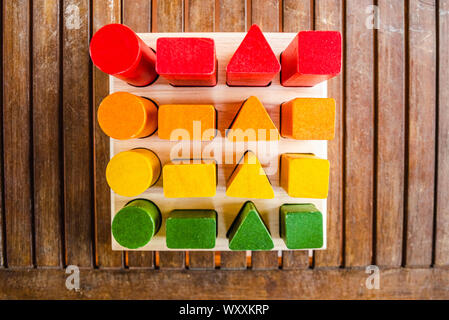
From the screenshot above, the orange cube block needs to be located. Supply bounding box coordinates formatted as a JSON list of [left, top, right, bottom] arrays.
[[158, 104, 216, 141], [281, 98, 335, 140]]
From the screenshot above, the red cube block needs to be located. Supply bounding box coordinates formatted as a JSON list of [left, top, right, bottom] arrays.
[[281, 31, 342, 87], [226, 24, 280, 86], [156, 38, 217, 86], [90, 24, 158, 87]]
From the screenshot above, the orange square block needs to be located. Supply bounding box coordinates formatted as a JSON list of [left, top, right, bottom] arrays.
[[281, 98, 335, 140], [158, 104, 216, 141]]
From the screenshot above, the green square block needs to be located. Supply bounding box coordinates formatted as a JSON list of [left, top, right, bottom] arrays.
[[280, 204, 323, 249], [166, 210, 217, 249]]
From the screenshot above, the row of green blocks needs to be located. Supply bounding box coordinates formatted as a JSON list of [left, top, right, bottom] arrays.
[[112, 199, 324, 250]]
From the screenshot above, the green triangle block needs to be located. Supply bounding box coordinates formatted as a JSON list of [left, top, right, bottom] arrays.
[[227, 201, 274, 251], [280, 203, 323, 249]]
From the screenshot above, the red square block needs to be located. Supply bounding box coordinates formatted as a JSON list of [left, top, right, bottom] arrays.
[[226, 24, 280, 86], [156, 37, 217, 86], [281, 31, 342, 87]]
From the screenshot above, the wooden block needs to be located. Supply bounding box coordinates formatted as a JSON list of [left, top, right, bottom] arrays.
[[106, 149, 161, 197], [98, 92, 158, 140], [227, 201, 274, 251], [281, 98, 336, 140], [156, 37, 217, 86], [280, 204, 324, 249], [112, 199, 161, 249], [281, 154, 330, 199], [90, 24, 158, 86], [163, 160, 217, 198], [166, 210, 217, 249], [226, 24, 280, 86], [227, 96, 280, 141], [281, 31, 342, 87], [158, 104, 216, 141], [226, 151, 274, 199]]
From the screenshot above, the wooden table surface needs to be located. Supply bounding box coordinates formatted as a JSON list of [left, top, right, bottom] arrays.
[[1, 0, 448, 299]]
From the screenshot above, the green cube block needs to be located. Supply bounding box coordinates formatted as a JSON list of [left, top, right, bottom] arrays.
[[227, 201, 274, 251], [112, 199, 161, 249], [166, 210, 217, 249], [280, 204, 323, 249]]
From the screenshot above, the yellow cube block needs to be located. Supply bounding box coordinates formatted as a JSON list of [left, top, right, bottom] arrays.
[[163, 160, 217, 198], [280, 154, 329, 199]]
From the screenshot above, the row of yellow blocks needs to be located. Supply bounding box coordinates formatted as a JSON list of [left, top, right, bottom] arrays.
[[107, 149, 329, 199]]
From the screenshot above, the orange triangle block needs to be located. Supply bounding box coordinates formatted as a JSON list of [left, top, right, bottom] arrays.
[[226, 151, 274, 199], [226, 24, 281, 86], [227, 96, 280, 142]]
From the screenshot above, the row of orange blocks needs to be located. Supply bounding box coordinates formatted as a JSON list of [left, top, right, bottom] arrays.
[[106, 149, 329, 200], [98, 92, 336, 141]]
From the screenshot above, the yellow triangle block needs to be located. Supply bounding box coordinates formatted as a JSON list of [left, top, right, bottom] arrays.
[[227, 96, 280, 142], [226, 151, 274, 199]]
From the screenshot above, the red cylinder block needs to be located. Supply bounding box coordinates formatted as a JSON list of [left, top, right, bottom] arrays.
[[226, 24, 280, 86], [281, 31, 342, 87], [90, 24, 158, 87], [156, 38, 217, 86]]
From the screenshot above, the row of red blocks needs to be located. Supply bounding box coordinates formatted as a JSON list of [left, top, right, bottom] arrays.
[[90, 24, 341, 87]]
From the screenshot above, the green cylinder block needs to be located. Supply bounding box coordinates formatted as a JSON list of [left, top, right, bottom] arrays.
[[112, 199, 161, 249]]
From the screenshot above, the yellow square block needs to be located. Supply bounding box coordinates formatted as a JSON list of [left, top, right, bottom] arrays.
[[280, 154, 329, 199], [163, 160, 217, 198]]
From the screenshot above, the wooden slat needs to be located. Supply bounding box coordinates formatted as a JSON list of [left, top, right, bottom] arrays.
[[375, 0, 405, 267], [344, 0, 375, 267], [62, 0, 93, 267], [92, 0, 122, 269], [32, 0, 63, 267], [405, 0, 436, 267], [282, 251, 309, 270], [154, 0, 186, 270], [217, 0, 245, 32], [122, 0, 155, 269], [185, 0, 215, 32], [182, 0, 216, 270], [251, 0, 279, 31], [436, 0, 449, 266], [3, 0, 33, 268], [123, 0, 151, 32], [153, 0, 183, 32], [4, 267, 449, 299], [216, 0, 248, 270], [280, 0, 313, 270], [314, 0, 344, 268], [250, 0, 280, 271], [282, 0, 313, 31], [0, 0, 3, 268]]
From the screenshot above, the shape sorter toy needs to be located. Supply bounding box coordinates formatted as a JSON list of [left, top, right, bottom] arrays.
[[104, 30, 333, 251]]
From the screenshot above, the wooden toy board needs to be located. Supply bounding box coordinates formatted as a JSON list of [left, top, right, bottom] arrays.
[[110, 33, 328, 251]]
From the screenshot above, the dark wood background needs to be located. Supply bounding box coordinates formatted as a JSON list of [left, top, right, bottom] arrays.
[[1, 0, 448, 299]]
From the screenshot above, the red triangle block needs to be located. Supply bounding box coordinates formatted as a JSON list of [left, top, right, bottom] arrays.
[[226, 24, 280, 86]]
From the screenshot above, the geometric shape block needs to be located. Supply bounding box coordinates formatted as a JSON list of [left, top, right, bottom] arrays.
[[227, 201, 274, 251], [281, 98, 336, 140], [156, 37, 217, 86], [112, 199, 161, 249], [90, 24, 158, 86], [226, 151, 274, 199], [162, 159, 217, 198], [280, 203, 323, 249], [280, 154, 330, 199], [226, 24, 280, 86], [158, 104, 216, 141], [106, 148, 161, 197], [98, 92, 158, 140], [226, 96, 280, 142], [166, 210, 217, 249], [281, 31, 342, 87]]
